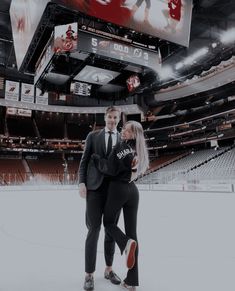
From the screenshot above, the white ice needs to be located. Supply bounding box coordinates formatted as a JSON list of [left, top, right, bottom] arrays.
[[0, 186, 235, 291]]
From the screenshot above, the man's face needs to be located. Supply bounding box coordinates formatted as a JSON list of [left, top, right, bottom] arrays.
[[104, 110, 120, 131]]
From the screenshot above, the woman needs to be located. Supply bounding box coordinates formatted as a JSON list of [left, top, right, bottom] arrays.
[[92, 120, 149, 290]]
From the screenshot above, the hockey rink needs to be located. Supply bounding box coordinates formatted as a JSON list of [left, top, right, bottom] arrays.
[[0, 185, 235, 291]]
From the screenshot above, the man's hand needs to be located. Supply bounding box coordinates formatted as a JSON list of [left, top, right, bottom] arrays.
[[79, 183, 87, 199]]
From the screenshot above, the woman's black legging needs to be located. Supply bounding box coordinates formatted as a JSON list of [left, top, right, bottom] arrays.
[[103, 180, 139, 286]]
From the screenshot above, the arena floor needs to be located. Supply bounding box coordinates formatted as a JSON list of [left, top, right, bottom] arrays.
[[0, 186, 234, 291]]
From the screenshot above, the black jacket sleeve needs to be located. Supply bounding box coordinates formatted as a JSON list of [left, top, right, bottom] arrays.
[[78, 132, 93, 184], [92, 142, 134, 178]]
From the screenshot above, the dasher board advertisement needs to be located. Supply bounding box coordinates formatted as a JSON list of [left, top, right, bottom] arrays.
[[6, 107, 32, 117], [57, 0, 193, 47], [36, 88, 49, 105]]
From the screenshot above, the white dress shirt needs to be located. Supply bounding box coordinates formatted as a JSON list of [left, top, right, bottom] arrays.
[[104, 127, 118, 151]]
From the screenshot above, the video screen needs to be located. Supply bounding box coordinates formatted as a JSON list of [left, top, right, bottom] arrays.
[[10, 0, 50, 70], [53, 23, 78, 53], [74, 66, 120, 85], [77, 31, 161, 71], [126, 75, 140, 92], [57, 0, 193, 47], [70, 82, 92, 96]]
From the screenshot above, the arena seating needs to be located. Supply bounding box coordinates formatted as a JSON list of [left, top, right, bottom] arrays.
[[0, 158, 27, 185], [26, 156, 79, 184], [7, 116, 36, 137], [180, 147, 235, 183], [35, 112, 64, 139], [139, 148, 230, 184], [0, 155, 80, 185]]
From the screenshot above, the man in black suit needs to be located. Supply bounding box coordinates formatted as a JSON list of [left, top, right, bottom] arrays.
[[79, 106, 122, 291]]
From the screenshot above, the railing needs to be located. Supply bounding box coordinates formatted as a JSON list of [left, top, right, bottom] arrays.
[[138, 167, 235, 185], [0, 172, 79, 186], [1, 167, 235, 187]]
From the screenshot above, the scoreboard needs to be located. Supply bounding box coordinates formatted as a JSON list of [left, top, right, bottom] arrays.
[[77, 31, 160, 72]]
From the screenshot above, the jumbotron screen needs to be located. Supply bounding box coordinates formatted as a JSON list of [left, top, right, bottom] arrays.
[[10, 0, 193, 70], [126, 75, 140, 92], [10, 0, 50, 70], [58, 0, 193, 47]]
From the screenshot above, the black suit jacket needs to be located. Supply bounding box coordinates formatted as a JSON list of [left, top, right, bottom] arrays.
[[79, 128, 120, 190]]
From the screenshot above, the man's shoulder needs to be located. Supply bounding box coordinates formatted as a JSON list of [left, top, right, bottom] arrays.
[[87, 129, 104, 139], [92, 128, 104, 135]]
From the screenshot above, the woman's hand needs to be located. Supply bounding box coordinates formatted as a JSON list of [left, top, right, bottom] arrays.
[[131, 156, 138, 170]]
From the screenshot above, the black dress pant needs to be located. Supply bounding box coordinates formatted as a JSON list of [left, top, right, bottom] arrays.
[[85, 178, 117, 273], [104, 180, 139, 286]]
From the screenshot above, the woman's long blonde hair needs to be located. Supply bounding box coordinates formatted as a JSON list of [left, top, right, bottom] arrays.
[[125, 120, 149, 176]]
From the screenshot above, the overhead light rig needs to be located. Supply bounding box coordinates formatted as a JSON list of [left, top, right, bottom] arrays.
[[19, 3, 162, 100], [19, 3, 164, 75]]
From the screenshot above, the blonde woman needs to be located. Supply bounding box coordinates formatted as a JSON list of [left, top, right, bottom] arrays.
[[92, 120, 149, 290]]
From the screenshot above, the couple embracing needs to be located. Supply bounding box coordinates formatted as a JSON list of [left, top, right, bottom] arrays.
[[79, 106, 149, 291]]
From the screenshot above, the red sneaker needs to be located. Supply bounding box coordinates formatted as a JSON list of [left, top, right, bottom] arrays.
[[125, 239, 137, 269]]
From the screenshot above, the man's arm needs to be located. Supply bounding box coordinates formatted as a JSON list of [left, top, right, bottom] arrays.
[[92, 143, 133, 177], [78, 132, 93, 198]]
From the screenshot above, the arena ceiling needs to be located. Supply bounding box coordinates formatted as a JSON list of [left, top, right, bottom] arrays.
[[0, 0, 234, 89]]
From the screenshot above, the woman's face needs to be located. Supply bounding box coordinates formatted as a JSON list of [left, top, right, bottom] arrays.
[[121, 123, 134, 140]]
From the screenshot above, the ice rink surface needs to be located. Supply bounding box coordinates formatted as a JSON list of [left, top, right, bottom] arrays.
[[0, 186, 235, 291]]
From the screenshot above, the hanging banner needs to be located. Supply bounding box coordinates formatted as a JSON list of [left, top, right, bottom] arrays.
[[21, 83, 34, 103], [5, 80, 20, 101], [35, 88, 48, 105]]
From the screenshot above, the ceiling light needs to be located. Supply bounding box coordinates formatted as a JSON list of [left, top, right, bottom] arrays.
[[211, 42, 217, 48], [175, 62, 184, 70], [184, 47, 209, 65], [158, 66, 174, 80], [220, 27, 235, 44], [175, 47, 209, 70]]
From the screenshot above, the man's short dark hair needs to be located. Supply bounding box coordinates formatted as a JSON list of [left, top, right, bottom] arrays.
[[105, 106, 121, 116]]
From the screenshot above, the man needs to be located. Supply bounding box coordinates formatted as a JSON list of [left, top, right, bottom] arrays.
[[131, 0, 151, 24], [164, 0, 182, 33], [79, 106, 122, 291]]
